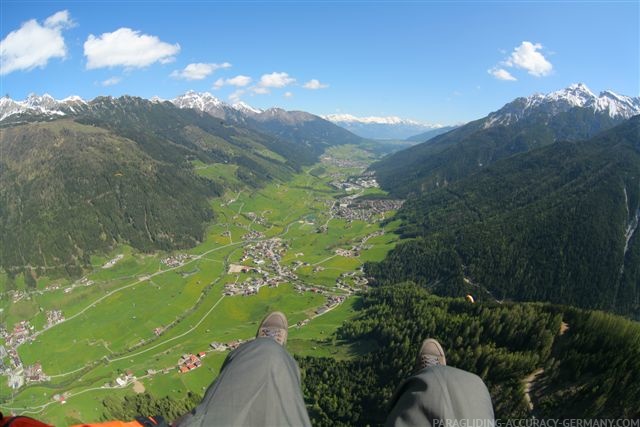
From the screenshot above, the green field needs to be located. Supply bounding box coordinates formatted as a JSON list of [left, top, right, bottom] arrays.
[[0, 146, 400, 425]]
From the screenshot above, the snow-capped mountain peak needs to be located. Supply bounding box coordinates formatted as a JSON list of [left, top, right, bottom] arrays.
[[170, 91, 239, 121], [61, 95, 86, 104], [323, 113, 433, 127], [25, 93, 59, 110], [322, 113, 443, 139], [172, 91, 224, 111], [485, 83, 640, 128], [0, 93, 84, 121], [232, 101, 262, 115]]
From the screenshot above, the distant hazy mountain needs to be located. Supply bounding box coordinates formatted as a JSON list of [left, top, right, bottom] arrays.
[[372, 83, 640, 197], [405, 125, 459, 142], [367, 116, 640, 316], [323, 113, 442, 139], [246, 108, 366, 159], [0, 95, 302, 278]]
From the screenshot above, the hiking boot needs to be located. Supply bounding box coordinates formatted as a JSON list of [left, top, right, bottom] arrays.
[[415, 338, 446, 372], [257, 311, 288, 346]]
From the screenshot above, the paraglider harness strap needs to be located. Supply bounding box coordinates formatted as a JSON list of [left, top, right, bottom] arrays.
[[0, 413, 52, 427]]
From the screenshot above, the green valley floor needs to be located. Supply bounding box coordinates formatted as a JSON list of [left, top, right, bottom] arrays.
[[0, 145, 400, 425]]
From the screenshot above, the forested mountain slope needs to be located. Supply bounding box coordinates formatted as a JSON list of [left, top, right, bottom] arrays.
[[366, 117, 640, 316], [372, 84, 640, 197], [0, 97, 302, 280], [405, 125, 459, 142]]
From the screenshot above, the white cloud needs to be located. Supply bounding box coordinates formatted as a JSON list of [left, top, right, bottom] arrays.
[[303, 79, 329, 90], [0, 10, 73, 75], [171, 62, 230, 80], [214, 75, 252, 89], [44, 10, 73, 29], [284, 91, 293, 98], [84, 28, 180, 69], [229, 89, 245, 103], [250, 72, 295, 95], [504, 41, 553, 77], [101, 76, 122, 86], [252, 86, 270, 95], [259, 72, 295, 88], [488, 67, 517, 81]]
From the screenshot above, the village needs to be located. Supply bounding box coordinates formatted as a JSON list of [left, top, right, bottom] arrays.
[[1, 320, 51, 389], [161, 253, 193, 268], [332, 196, 404, 223], [319, 153, 370, 170], [330, 171, 380, 193]]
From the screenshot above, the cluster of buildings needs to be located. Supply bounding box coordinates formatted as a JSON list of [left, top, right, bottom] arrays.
[[24, 362, 48, 383], [243, 238, 297, 279], [102, 254, 124, 269], [244, 212, 268, 226], [331, 173, 380, 192], [224, 280, 261, 296], [223, 238, 306, 298], [45, 310, 65, 328], [332, 198, 404, 222], [336, 271, 369, 291], [2, 321, 34, 349], [224, 268, 292, 297], [2, 276, 94, 303], [242, 230, 265, 240], [1, 322, 51, 389], [294, 284, 327, 295], [210, 340, 245, 352], [161, 253, 192, 268], [114, 370, 136, 386], [63, 277, 95, 294], [333, 231, 386, 259], [335, 248, 359, 257], [52, 392, 70, 404], [315, 294, 347, 315], [177, 353, 206, 374], [241, 238, 287, 269], [320, 154, 369, 170], [8, 290, 29, 303]]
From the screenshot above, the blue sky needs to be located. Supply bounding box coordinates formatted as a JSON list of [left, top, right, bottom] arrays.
[[1, 1, 638, 124]]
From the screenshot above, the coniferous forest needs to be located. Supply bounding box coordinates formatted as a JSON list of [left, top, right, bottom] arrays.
[[298, 284, 640, 424]]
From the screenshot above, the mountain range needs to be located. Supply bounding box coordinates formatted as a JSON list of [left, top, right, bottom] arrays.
[[0, 93, 367, 278], [372, 83, 640, 197], [0, 91, 452, 143], [322, 113, 444, 140], [2, 83, 639, 315], [366, 84, 640, 316]]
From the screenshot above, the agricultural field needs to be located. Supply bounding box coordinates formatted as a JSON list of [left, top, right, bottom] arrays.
[[0, 145, 401, 425]]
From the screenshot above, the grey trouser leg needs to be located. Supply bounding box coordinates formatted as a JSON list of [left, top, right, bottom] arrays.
[[175, 338, 312, 427], [385, 366, 494, 427]]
